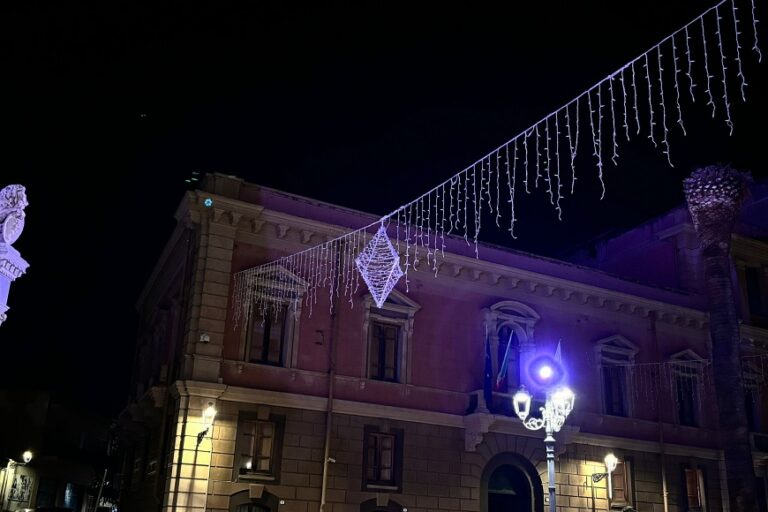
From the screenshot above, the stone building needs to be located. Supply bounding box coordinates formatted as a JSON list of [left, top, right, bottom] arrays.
[[118, 174, 768, 512]]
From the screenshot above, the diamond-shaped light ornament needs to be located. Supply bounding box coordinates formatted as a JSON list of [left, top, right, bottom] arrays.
[[355, 225, 403, 308]]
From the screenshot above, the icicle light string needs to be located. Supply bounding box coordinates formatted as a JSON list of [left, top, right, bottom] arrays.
[[233, 0, 761, 322]]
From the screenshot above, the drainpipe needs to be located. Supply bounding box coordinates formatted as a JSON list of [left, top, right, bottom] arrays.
[[650, 311, 670, 512], [320, 245, 342, 512], [171, 383, 191, 512]]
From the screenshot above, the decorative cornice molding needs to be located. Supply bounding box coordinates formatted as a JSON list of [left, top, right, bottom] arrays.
[[179, 379, 725, 459], [188, 192, 709, 329]]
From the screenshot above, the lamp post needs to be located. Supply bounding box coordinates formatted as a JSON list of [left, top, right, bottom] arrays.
[[513, 386, 575, 512], [0, 450, 33, 510]]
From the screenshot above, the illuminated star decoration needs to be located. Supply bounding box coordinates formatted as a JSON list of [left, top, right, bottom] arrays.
[[355, 224, 403, 308], [204, 197, 213, 208]]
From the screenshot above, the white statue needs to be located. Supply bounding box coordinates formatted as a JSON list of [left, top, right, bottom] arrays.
[[0, 184, 29, 326]]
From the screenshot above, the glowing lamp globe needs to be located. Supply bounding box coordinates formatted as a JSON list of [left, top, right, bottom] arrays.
[[512, 388, 533, 420], [22, 450, 33, 464], [604, 453, 618, 473], [202, 403, 217, 429], [551, 387, 575, 414], [538, 364, 553, 380]]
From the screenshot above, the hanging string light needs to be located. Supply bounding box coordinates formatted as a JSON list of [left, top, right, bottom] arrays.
[[233, 0, 761, 323]]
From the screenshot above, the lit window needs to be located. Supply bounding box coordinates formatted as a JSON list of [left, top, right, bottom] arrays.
[[682, 466, 706, 512], [363, 426, 403, 491], [237, 415, 284, 481]]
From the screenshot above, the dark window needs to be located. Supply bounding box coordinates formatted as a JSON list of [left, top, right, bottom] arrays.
[[369, 322, 400, 382], [610, 460, 633, 508], [236, 415, 284, 481], [603, 365, 627, 417], [247, 305, 288, 366], [746, 388, 761, 432], [675, 368, 699, 427], [682, 466, 706, 512], [746, 267, 764, 317], [363, 426, 403, 491]]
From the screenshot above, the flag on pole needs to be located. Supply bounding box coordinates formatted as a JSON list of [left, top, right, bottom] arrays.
[[495, 330, 515, 389], [483, 332, 493, 409]]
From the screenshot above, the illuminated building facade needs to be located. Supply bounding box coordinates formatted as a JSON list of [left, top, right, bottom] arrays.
[[119, 174, 768, 512]]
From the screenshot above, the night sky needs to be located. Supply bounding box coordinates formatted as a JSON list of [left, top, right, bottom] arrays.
[[1, 1, 765, 416]]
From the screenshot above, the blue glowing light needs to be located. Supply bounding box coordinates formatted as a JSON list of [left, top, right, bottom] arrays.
[[528, 354, 565, 388], [204, 198, 213, 208], [538, 365, 553, 380]]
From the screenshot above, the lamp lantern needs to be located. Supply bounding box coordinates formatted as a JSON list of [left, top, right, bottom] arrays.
[[22, 451, 32, 464], [512, 387, 532, 420], [202, 403, 217, 429], [197, 402, 217, 446]]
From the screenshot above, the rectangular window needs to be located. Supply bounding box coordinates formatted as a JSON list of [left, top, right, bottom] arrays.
[[610, 460, 633, 508], [237, 415, 284, 481], [247, 305, 288, 366], [603, 365, 627, 417], [746, 267, 764, 317], [675, 371, 699, 427], [746, 388, 761, 432], [369, 322, 400, 382], [683, 467, 706, 512], [363, 426, 403, 491]]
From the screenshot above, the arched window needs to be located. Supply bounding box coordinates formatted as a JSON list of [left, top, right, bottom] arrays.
[[485, 301, 540, 392]]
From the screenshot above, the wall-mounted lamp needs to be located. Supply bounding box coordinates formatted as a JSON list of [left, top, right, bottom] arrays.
[[197, 402, 217, 446], [591, 453, 618, 499], [200, 333, 211, 344]]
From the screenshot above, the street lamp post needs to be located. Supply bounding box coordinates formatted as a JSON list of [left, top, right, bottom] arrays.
[[513, 386, 575, 512]]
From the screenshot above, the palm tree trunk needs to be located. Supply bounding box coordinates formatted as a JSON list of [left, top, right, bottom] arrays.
[[684, 165, 756, 512]]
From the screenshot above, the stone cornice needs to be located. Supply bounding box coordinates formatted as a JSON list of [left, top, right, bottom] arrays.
[[412, 250, 708, 329], [223, 359, 466, 400], [0, 243, 28, 280], [179, 379, 724, 459]]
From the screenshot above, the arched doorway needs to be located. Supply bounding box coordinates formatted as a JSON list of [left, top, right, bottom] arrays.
[[481, 453, 543, 512], [230, 490, 280, 512]]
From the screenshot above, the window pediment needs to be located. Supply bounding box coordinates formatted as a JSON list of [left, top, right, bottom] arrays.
[[595, 335, 639, 362], [364, 289, 420, 315]]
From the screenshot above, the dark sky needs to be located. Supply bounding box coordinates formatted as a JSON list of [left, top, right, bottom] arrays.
[[1, 1, 765, 416]]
